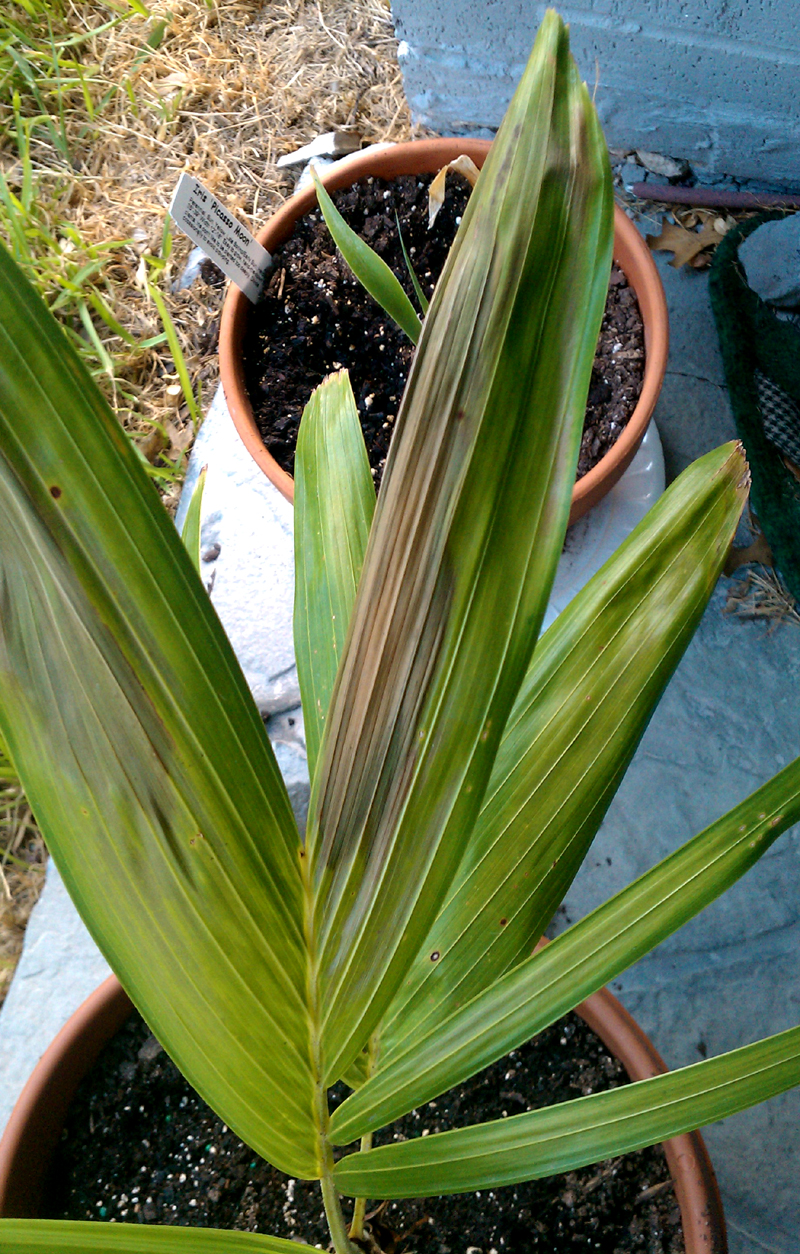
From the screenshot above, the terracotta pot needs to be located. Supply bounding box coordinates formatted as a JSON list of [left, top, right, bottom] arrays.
[[0, 975, 132, 1220], [219, 138, 669, 525], [0, 973, 725, 1251]]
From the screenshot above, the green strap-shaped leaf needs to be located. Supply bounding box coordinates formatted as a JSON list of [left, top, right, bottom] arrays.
[[308, 13, 614, 1084], [180, 464, 207, 575], [0, 243, 319, 1178], [396, 212, 430, 315], [0, 1222, 317, 1253], [335, 1024, 800, 1197], [311, 167, 422, 345], [377, 442, 750, 1060], [0, 731, 16, 780], [294, 371, 375, 782], [330, 750, 800, 1142]]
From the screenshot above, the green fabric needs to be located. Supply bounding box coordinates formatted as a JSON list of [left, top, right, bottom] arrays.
[[709, 211, 800, 601]]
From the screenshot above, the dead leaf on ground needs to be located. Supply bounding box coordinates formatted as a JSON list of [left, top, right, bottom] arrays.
[[139, 427, 170, 463], [635, 150, 690, 181], [165, 419, 194, 453], [725, 530, 774, 576], [646, 217, 724, 268]]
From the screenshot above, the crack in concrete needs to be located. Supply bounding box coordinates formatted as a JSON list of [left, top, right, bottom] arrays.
[[664, 368, 727, 389], [726, 1217, 791, 1253]]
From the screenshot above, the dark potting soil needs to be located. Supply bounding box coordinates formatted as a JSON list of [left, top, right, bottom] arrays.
[[47, 1011, 682, 1253], [242, 174, 645, 492]]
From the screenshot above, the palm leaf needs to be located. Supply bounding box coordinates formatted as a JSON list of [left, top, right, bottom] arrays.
[[311, 168, 422, 345], [0, 1222, 317, 1253], [180, 464, 207, 575], [331, 749, 800, 1141], [0, 242, 319, 1178], [377, 442, 749, 1060], [308, 12, 614, 1084], [294, 371, 375, 782], [334, 1024, 800, 1197], [396, 213, 429, 315]]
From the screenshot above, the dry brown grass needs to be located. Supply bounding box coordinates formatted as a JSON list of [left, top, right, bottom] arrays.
[[0, 779, 47, 1009], [2, 0, 417, 506], [725, 567, 800, 631], [0, 0, 413, 1000]]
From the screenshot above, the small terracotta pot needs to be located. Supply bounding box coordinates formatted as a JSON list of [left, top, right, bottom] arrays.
[[219, 138, 669, 525], [0, 973, 725, 1251]]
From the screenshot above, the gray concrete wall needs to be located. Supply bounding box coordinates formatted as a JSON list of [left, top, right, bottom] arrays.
[[391, 0, 800, 186]]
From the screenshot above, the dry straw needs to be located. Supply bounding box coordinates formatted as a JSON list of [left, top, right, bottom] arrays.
[[1, 0, 416, 507]]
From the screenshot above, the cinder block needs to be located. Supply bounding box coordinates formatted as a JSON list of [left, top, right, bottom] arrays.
[[393, 0, 800, 184]]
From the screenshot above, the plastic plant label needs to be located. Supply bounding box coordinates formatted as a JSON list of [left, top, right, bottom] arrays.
[[169, 173, 271, 303]]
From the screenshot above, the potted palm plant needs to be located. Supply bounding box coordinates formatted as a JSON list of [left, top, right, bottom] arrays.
[[0, 12, 798, 1254], [218, 147, 668, 526]]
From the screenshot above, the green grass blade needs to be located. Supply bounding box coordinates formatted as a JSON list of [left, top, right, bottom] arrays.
[[0, 732, 17, 781], [46, 13, 71, 164], [87, 290, 138, 346], [6, 45, 68, 163], [331, 748, 800, 1142], [294, 371, 375, 783], [15, 114, 33, 212], [0, 171, 31, 260], [311, 166, 422, 344], [77, 299, 114, 380], [148, 279, 200, 429], [0, 243, 319, 1177], [0, 1222, 317, 1253], [309, 13, 614, 1084], [180, 464, 207, 575], [377, 442, 750, 1060], [335, 1025, 800, 1198], [396, 212, 429, 314]]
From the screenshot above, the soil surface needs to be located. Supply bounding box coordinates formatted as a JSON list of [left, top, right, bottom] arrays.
[[242, 175, 645, 492], [48, 1011, 682, 1253]]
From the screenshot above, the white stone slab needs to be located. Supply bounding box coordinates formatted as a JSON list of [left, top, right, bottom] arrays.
[[176, 385, 300, 718], [740, 214, 800, 308], [0, 860, 111, 1135], [543, 421, 665, 632]]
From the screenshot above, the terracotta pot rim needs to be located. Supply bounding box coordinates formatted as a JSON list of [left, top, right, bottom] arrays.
[[218, 137, 669, 524], [0, 974, 133, 1220], [0, 972, 725, 1252]]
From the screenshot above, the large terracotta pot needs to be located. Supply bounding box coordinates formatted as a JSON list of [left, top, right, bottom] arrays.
[[219, 138, 669, 525], [0, 973, 725, 1251]]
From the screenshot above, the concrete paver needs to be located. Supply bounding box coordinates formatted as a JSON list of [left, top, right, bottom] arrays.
[[555, 230, 800, 1253]]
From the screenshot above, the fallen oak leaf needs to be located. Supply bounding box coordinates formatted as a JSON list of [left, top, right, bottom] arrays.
[[646, 217, 722, 268], [139, 426, 170, 463], [165, 418, 194, 453], [724, 530, 774, 576]]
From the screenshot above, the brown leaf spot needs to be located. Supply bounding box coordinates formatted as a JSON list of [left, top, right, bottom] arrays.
[[430, 951, 440, 962], [50, 485, 62, 498]]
